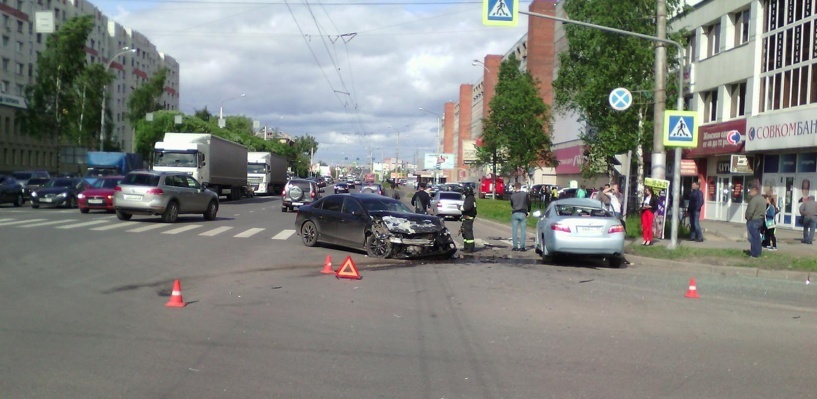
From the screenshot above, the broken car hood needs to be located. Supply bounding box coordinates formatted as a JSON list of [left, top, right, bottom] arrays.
[[373, 211, 443, 234]]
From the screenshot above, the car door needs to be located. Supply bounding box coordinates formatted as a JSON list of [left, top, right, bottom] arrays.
[[338, 197, 368, 247], [164, 175, 189, 211], [183, 176, 209, 211], [314, 196, 345, 244]]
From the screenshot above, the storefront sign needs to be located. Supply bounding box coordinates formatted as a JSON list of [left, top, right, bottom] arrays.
[[554, 145, 584, 175], [686, 119, 745, 157], [746, 108, 817, 151], [680, 159, 698, 176], [0, 94, 27, 109]]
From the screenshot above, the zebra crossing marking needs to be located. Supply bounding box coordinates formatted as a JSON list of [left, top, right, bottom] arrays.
[[271, 229, 296, 240], [56, 220, 110, 229], [199, 226, 234, 236], [0, 219, 46, 226], [162, 225, 203, 235], [90, 223, 133, 231], [21, 219, 79, 228], [234, 228, 265, 238], [127, 224, 168, 233]]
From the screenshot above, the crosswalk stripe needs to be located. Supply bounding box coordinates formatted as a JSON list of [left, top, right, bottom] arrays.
[[20, 219, 79, 228], [90, 223, 133, 231], [0, 218, 15, 223], [199, 226, 234, 236], [127, 224, 168, 233], [271, 229, 296, 240], [56, 220, 110, 229], [234, 228, 265, 238], [0, 219, 46, 226], [162, 225, 203, 235]]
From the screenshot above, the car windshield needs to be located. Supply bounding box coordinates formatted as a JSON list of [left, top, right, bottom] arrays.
[[555, 205, 611, 218], [44, 178, 74, 188], [92, 178, 122, 189], [153, 151, 197, 167], [11, 172, 32, 180], [360, 197, 412, 213]]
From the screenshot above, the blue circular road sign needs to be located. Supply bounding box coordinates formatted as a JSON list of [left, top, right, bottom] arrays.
[[609, 87, 632, 111]]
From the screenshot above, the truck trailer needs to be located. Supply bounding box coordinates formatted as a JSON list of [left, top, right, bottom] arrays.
[[153, 133, 248, 200], [84, 152, 143, 184], [247, 151, 288, 195]]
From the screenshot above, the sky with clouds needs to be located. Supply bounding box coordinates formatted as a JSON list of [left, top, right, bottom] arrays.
[[91, 0, 529, 166]]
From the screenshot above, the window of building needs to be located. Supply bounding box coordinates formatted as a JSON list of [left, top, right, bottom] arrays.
[[15, 63, 22, 75], [705, 22, 721, 57], [36, 33, 41, 44], [15, 40, 22, 53], [729, 82, 746, 118], [15, 84, 22, 95], [686, 34, 697, 64], [734, 9, 751, 46], [2, 58, 8, 71], [0, 80, 7, 93], [2, 36, 8, 47], [703, 89, 718, 122], [760, 0, 817, 112], [16, 21, 23, 33]]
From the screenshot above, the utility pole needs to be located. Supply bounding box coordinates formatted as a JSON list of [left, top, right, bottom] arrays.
[[652, 0, 667, 180]]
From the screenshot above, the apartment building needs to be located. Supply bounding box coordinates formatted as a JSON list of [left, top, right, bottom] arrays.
[[0, 0, 179, 175]]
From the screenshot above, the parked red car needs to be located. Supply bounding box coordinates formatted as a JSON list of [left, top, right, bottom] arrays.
[[479, 176, 505, 199], [78, 176, 123, 213]]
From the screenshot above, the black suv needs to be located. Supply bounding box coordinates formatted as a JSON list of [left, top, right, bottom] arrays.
[[282, 179, 323, 212]]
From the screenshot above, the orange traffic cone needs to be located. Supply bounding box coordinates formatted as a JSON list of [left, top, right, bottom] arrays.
[[684, 278, 700, 299], [165, 279, 186, 307], [321, 255, 334, 274]]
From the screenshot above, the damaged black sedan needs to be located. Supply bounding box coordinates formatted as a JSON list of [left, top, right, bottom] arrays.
[[295, 193, 457, 259]]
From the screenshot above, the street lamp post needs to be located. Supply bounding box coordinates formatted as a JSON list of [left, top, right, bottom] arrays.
[[419, 107, 442, 184], [219, 94, 246, 127], [389, 125, 400, 174], [99, 47, 136, 151]]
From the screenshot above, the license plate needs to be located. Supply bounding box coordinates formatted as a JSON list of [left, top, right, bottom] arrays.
[[578, 226, 602, 235], [124, 194, 142, 200], [292, 202, 304, 206], [88, 199, 104, 204], [42, 198, 52, 203]]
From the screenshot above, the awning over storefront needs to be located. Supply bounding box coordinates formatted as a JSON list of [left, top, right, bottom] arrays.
[[554, 145, 584, 175], [686, 119, 746, 157]]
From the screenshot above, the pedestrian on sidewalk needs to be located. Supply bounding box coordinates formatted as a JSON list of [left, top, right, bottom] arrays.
[[640, 187, 657, 245], [411, 183, 431, 214], [688, 181, 704, 242], [799, 195, 817, 244], [745, 186, 765, 257], [762, 195, 779, 250], [510, 182, 531, 251], [460, 185, 477, 252]]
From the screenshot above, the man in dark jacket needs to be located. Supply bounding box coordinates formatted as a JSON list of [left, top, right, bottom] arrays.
[[411, 183, 431, 214], [687, 181, 704, 242], [460, 185, 477, 252], [510, 182, 531, 251]]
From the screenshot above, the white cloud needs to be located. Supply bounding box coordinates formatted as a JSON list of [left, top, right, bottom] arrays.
[[92, 0, 529, 165]]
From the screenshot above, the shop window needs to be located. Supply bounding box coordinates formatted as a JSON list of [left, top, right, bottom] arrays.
[[732, 176, 746, 203]]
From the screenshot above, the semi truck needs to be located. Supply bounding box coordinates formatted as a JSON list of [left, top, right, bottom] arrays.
[[153, 133, 248, 200], [84, 152, 144, 184], [247, 151, 288, 195]]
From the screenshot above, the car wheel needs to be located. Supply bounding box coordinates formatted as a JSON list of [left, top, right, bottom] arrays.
[[161, 201, 179, 223], [281, 206, 287, 212], [80, 207, 90, 214], [13, 194, 22, 207], [366, 233, 392, 258], [203, 200, 218, 221], [608, 256, 624, 268], [300, 221, 319, 247], [116, 210, 132, 221], [540, 235, 554, 264]]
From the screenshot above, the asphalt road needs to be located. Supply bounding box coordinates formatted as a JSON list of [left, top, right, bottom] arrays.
[[1, 194, 816, 398]]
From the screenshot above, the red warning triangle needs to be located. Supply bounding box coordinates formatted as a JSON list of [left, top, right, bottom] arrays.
[[335, 256, 362, 280]]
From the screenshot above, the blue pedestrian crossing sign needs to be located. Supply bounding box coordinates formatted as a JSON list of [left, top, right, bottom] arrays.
[[483, 0, 518, 27], [663, 110, 698, 148]]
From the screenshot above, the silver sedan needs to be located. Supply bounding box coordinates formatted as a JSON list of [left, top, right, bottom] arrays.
[[429, 191, 464, 219], [533, 198, 625, 267]]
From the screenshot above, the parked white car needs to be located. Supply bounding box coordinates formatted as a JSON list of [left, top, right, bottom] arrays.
[[430, 191, 464, 219]]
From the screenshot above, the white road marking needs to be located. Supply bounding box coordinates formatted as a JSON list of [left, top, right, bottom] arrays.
[[0, 218, 16, 222], [90, 223, 133, 231], [199, 226, 234, 236], [56, 220, 110, 229], [271, 229, 296, 240], [234, 228, 265, 238], [20, 219, 79, 228], [162, 225, 203, 235], [0, 219, 46, 226], [127, 224, 169, 233]]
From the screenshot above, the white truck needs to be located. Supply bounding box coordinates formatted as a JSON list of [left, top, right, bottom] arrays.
[[247, 151, 288, 195], [153, 133, 248, 200]]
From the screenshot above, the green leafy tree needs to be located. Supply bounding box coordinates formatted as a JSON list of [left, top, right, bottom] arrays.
[[552, 0, 686, 182], [194, 107, 212, 122], [20, 15, 95, 144], [476, 54, 555, 183], [127, 68, 168, 125]]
